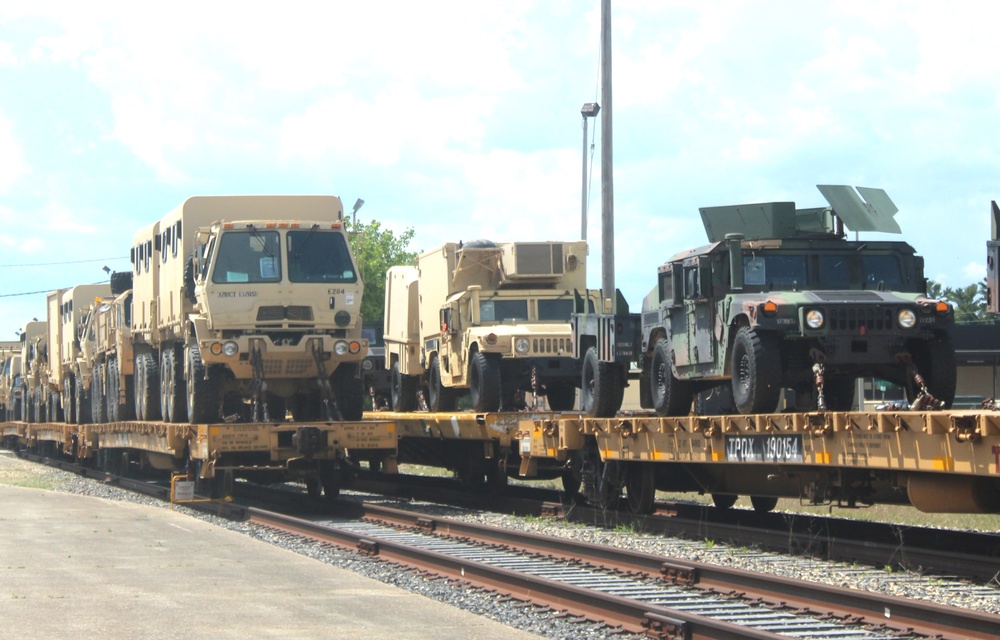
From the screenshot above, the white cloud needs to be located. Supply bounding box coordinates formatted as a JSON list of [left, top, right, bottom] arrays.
[[962, 261, 985, 284], [0, 114, 27, 192], [0, 40, 15, 66]]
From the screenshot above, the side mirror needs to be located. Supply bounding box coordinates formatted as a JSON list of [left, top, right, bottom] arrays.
[[184, 257, 197, 304]]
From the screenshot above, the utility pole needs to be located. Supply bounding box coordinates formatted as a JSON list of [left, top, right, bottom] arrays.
[[600, 0, 615, 310]]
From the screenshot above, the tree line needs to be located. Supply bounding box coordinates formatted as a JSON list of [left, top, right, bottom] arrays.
[[927, 279, 993, 323]]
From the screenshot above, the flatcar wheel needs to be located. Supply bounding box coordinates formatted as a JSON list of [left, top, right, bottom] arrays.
[[305, 477, 322, 500], [624, 462, 656, 514], [320, 464, 340, 502], [594, 460, 624, 510], [750, 495, 778, 513], [712, 493, 738, 510]]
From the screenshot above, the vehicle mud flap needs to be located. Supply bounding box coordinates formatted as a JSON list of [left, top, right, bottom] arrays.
[[293, 426, 326, 459]]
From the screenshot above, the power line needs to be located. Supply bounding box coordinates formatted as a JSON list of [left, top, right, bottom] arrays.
[[0, 256, 128, 268], [0, 281, 113, 298]]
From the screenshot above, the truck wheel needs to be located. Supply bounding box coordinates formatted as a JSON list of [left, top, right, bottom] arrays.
[[545, 382, 576, 412], [135, 353, 161, 421], [909, 333, 957, 408], [107, 358, 120, 422], [92, 364, 108, 423], [332, 363, 365, 421], [186, 345, 221, 423], [468, 352, 501, 412], [650, 339, 692, 416], [730, 327, 781, 414], [75, 376, 91, 425], [427, 356, 457, 412], [160, 347, 187, 423], [581, 347, 623, 417], [63, 376, 75, 424], [390, 362, 417, 412]]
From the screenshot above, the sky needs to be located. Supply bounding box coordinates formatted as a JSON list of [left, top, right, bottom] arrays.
[[1, 1, 997, 337]]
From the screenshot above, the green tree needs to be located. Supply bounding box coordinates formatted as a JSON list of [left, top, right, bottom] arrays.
[[928, 278, 989, 322], [346, 218, 417, 325]]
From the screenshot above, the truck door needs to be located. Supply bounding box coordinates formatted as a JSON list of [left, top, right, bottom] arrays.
[[681, 257, 715, 368]]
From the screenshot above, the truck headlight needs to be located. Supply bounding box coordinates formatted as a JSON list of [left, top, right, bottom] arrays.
[[515, 337, 530, 354], [898, 309, 916, 329], [805, 309, 824, 329], [223, 341, 239, 356], [334, 340, 350, 356]]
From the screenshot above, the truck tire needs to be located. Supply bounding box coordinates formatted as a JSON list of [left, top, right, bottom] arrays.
[[730, 327, 781, 414], [75, 376, 91, 425], [186, 345, 221, 423], [135, 353, 161, 421], [468, 352, 501, 412], [427, 355, 457, 412], [92, 364, 108, 423], [109, 271, 133, 296], [63, 376, 75, 424], [160, 347, 187, 423], [581, 347, 623, 417], [650, 339, 692, 416], [390, 362, 417, 412], [332, 363, 364, 421]]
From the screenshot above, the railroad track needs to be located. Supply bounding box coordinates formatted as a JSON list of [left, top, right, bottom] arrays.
[[249, 500, 999, 639], [350, 472, 1000, 584], [15, 451, 1000, 638]]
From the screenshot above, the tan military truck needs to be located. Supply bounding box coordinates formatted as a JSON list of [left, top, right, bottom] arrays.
[[384, 240, 591, 412], [19, 320, 48, 422], [0, 345, 22, 422], [45, 284, 112, 423], [129, 195, 368, 423], [76, 272, 135, 423]]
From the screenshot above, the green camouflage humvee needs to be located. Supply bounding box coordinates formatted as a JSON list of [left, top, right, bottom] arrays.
[[639, 185, 956, 415]]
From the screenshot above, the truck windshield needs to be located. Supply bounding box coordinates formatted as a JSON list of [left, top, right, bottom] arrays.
[[211, 231, 281, 284], [287, 229, 357, 283], [480, 299, 528, 322]]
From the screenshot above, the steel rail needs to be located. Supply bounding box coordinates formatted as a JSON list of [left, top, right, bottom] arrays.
[[331, 500, 1000, 640], [248, 506, 809, 640]]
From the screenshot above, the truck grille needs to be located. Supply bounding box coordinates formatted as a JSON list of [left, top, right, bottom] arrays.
[[531, 338, 571, 355], [827, 307, 895, 333], [256, 306, 314, 322]]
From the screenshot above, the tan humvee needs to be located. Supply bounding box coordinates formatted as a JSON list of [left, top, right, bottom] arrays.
[[383, 240, 593, 412], [0, 345, 21, 422], [19, 320, 47, 422]]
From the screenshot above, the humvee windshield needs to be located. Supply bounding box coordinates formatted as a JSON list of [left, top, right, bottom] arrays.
[[480, 299, 529, 322], [743, 252, 906, 290]]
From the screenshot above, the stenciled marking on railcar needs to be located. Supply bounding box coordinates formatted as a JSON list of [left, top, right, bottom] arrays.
[[725, 434, 804, 463]]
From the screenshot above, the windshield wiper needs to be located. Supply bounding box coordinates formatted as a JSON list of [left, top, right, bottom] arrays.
[[294, 224, 320, 259], [245, 223, 274, 258]]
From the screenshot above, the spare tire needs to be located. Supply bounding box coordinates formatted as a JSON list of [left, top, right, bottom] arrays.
[[109, 271, 133, 296]]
